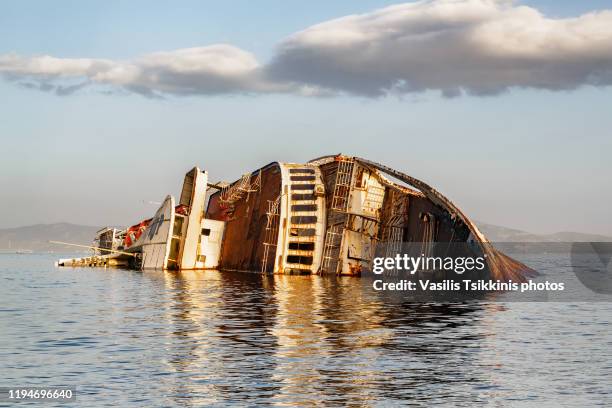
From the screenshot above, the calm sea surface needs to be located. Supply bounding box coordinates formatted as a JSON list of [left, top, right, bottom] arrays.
[[1, 254, 611, 407]]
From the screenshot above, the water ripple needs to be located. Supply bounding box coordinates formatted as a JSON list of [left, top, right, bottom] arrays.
[[0, 254, 611, 406]]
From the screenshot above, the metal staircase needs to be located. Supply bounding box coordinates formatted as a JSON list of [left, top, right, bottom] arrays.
[[330, 157, 354, 212], [321, 223, 343, 274], [321, 157, 355, 274], [219, 170, 261, 206], [261, 195, 281, 273]]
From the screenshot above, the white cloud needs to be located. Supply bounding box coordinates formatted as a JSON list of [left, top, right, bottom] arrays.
[[0, 45, 287, 97], [269, 0, 612, 96], [0, 54, 114, 77], [2, 1, 612, 98]]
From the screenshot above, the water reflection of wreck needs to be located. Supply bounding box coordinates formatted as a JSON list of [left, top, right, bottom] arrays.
[[58, 155, 529, 281]]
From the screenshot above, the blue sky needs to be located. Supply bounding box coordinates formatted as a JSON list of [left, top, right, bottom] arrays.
[[1, 0, 611, 235], [2, 1, 611, 58]]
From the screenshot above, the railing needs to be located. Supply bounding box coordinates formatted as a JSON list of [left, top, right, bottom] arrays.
[[261, 195, 281, 273]]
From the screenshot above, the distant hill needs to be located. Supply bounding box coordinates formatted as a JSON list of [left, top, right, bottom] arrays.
[[0, 223, 102, 252], [476, 222, 612, 242], [0, 222, 611, 253]]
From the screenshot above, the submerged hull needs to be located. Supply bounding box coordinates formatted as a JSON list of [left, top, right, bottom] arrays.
[[58, 155, 533, 281]]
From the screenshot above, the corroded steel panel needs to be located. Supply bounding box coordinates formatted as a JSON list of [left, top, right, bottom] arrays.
[[206, 163, 282, 271]]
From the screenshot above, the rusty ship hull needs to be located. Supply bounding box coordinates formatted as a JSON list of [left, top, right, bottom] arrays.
[[57, 155, 532, 281]]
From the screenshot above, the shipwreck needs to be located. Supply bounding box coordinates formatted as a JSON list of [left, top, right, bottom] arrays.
[[57, 155, 531, 281]]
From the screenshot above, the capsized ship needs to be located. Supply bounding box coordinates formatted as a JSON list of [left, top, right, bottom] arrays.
[[57, 155, 532, 281]]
